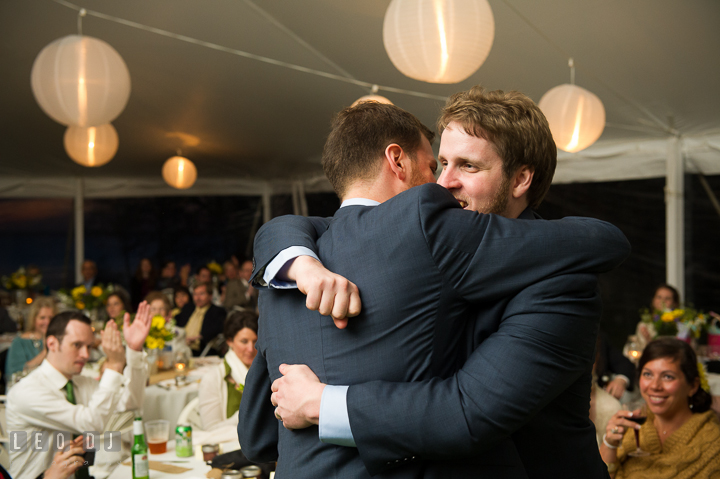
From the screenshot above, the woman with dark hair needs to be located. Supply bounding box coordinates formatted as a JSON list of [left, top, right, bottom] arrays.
[[600, 337, 719, 478], [198, 310, 258, 431], [105, 290, 132, 323], [130, 258, 157, 309], [651, 284, 680, 312]]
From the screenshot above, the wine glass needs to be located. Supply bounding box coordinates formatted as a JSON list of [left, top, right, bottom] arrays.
[[624, 336, 642, 364], [624, 402, 650, 457]]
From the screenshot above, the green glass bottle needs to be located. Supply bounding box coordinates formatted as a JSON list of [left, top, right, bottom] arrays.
[[131, 417, 150, 479]]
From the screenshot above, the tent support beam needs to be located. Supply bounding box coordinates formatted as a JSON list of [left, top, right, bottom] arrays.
[[74, 177, 84, 284], [262, 183, 272, 223], [665, 137, 684, 298]]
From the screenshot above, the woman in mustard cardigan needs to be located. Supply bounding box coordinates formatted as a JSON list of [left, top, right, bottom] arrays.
[[600, 337, 719, 478], [198, 310, 258, 430]]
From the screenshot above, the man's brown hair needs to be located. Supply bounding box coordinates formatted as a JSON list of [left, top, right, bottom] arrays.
[[322, 101, 435, 198], [438, 86, 556, 209]]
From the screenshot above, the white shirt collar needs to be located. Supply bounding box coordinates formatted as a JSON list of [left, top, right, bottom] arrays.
[[38, 359, 73, 391], [340, 198, 380, 208]]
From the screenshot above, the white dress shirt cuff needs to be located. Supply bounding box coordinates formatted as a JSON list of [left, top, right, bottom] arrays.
[[126, 347, 146, 368], [263, 247, 320, 289], [98, 366, 126, 390], [319, 385, 356, 447]]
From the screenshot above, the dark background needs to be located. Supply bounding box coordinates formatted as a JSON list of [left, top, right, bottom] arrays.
[[1, 175, 718, 347]]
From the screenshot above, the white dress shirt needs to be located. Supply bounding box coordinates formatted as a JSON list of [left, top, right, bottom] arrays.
[[7, 348, 147, 479]]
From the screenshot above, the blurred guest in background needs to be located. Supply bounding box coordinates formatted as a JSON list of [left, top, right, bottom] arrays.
[[130, 258, 157, 309], [0, 306, 18, 334], [172, 286, 192, 318], [199, 310, 258, 430], [175, 283, 225, 356], [596, 333, 636, 400], [156, 260, 181, 291], [5, 296, 55, 378], [238, 259, 257, 310], [105, 290, 132, 323], [145, 291, 172, 320], [222, 261, 252, 311], [601, 337, 719, 478], [77, 259, 100, 290], [636, 284, 682, 350]]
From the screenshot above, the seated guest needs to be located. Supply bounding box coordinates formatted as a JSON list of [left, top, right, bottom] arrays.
[[105, 290, 132, 323], [198, 311, 258, 430], [222, 261, 252, 311], [601, 337, 719, 478], [130, 258, 157, 309], [0, 305, 18, 334], [174, 283, 225, 356], [596, 332, 636, 400], [238, 258, 258, 310], [5, 296, 55, 378], [636, 284, 682, 350], [76, 259, 100, 290], [6, 305, 151, 479], [172, 286, 192, 318], [156, 260, 181, 291]]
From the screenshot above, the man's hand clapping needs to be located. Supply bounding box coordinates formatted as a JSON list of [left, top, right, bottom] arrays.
[[123, 301, 152, 352], [44, 436, 85, 479], [101, 320, 125, 374]]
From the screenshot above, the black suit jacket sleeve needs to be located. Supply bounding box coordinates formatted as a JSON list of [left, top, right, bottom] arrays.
[[237, 345, 279, 462]]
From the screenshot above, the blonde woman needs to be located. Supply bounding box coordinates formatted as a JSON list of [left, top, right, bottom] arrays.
[[5, 296, 56, 378]]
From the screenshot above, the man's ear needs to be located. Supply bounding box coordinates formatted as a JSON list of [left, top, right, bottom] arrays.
[[384, 144, 408, 182], [46, 335, 59, 353], [511, 166, 534, 199]]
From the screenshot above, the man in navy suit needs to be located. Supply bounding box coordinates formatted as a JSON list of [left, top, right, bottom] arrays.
[[238, 96, 629, 478]]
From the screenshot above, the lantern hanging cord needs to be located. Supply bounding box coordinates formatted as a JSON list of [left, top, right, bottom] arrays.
[[568, 58, 575, 85], [51, 0, 448, 102], [77, 8, 86, 36], [500, 0, 676, 135]]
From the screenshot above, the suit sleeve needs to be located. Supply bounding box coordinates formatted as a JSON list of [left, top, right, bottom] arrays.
[[237, 346, 279, 463], [348, 273, 603, 474], [250, 215, 331, 286], [416, 184, 630, 302]]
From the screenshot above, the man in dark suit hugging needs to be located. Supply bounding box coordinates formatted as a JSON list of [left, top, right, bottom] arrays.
[[239, 94, 629, 478]]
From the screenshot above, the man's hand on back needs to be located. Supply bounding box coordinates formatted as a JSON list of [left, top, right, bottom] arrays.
[[285, 256, 362, 328], [271, 363, 326, 429]]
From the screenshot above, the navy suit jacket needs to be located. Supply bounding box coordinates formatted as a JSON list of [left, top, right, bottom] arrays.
[[239, 184, 629, 478]]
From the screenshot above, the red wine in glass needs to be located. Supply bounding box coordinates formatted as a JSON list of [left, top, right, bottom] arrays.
[[627, 415, 650, 456]]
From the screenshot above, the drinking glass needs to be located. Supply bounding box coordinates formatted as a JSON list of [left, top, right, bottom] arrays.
[[174, 350, 190, 374], [624, 403, 650, 457], [144, 419, 169, 454]]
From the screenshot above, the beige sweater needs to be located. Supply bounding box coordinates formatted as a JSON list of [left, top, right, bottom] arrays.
[[615, 410, 720, 479]]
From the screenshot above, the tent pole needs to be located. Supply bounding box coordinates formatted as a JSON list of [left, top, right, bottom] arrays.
[[74, 177, 85, 284], [291, 182, 300, 215], [665, 137, 684, 298], [262, 183, 272, 223]]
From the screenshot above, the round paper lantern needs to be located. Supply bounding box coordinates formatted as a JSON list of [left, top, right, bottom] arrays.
[[538, 84, 606, 153], [63, 123, 118, 167], [383, 0, 494, 84], [31, 35, 131, 127], [162, 156, 197, 189], [351, 94, 393, 107]]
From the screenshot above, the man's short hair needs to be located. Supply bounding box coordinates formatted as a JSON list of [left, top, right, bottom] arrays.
[[438, 86, 557, 210], [196, 282, 213, 296], [322, 101, 435, 198], [46, 311, 91, 344]]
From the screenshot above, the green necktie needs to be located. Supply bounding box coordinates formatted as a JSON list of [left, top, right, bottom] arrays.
[[65, 382, 91, 479]]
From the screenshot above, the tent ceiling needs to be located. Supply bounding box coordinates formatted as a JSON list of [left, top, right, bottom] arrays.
[[1, 0, 719, 188]]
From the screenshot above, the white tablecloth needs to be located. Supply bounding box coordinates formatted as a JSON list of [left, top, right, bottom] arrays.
[[143, 382, 199, 433], [107, 437, 219, 479], [708, 372, 720, 395]]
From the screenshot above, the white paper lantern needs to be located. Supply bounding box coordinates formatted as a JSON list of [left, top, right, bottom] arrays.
[[383, 0, 494, 84], [63, 123, 118, 167], [351, 94, 393, 107], [538, 84, 606, 153], [162, 156, 197, 189], [31, 35, 131, 127]]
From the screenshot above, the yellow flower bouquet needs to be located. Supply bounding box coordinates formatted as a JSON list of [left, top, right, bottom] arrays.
[[145, 315, 174, 350], [640, 306, 709, 339], [58, 283, 114, 311]]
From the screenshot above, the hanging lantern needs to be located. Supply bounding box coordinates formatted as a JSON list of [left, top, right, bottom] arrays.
[[63, 123, 118, 167], [351, 94, 393, 107], [162, 156, 197, 189], [31, 35, 131, 127], [383, 0, 494, 84], [538, 84, 606, 153]]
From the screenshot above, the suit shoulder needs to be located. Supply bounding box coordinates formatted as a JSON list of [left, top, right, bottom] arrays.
[[389, 183, 459, 209]]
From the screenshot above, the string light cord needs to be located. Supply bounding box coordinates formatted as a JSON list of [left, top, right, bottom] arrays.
[[51, 0, 448, 102]]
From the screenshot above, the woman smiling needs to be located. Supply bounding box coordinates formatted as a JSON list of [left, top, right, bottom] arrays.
[[600, 338, 720, 478]]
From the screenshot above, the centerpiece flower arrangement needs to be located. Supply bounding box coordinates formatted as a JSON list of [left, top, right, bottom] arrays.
[[58, 283, 114, 311], [145, 315, 175, 350], [639, 306, 709, 340], [2, 266, 43, 291]]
